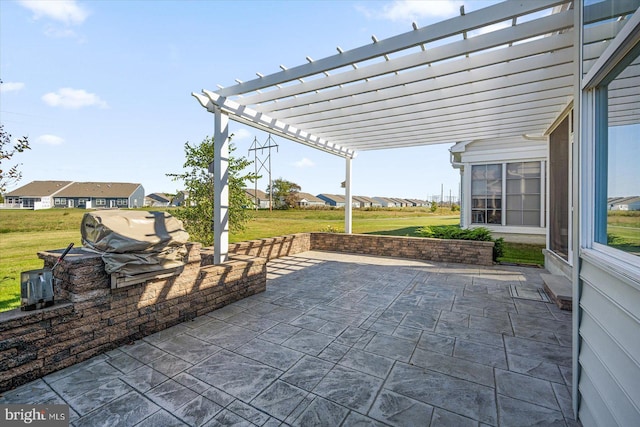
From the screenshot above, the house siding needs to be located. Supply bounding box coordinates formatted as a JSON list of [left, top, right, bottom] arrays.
[[577, 257, 640, 427]]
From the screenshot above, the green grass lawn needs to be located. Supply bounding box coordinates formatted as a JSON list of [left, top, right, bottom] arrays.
[[607, 211, 640, 254], [497, 242, 545, 266], [0, 207, 542, 312]]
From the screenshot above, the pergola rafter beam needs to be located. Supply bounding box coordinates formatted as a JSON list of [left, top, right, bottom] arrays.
[[215, 0, 567, 98], [282, 75, 574, 131], [193, 90, 355, 159], [242, 9, 573, 107], [270, 53, 574, 121], [316, 104, 565, 140]]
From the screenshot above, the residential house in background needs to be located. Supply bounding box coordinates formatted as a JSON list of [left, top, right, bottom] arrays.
[[296, 192, 326, 208], [3, 181, 72, 209], [317, 194, 345, 207], [244, 188, 271, 209], [4, 181, 144, 209], [353, 195, 380, 208], [608, 196, 640, 211], [145, 193, 173, 207], [373, 197, 397, 207]]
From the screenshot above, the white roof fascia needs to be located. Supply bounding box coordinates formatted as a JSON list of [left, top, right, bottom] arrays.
[[193, 91, 356, 159], [450, 141, 474, 154], [243, 9, 573, 107]]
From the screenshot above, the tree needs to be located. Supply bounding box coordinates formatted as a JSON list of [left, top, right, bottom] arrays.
[[0, 124, 30, 195], [167, 136, 257, 246], [266, 178, 301, 209]]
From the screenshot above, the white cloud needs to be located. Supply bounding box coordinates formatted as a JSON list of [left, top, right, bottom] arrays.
[[294, 157, 315, 168], [42, 88, 108, 109], [0, 82, 25, 93], [359, 0, 462, 23], [37, 134, 64, 145], [18, 0, 89, 25]]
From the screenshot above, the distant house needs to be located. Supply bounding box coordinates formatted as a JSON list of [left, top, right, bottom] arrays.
[[352, 196, 381, 208], [374, 197, 396, 207], [297, 192, 326, 208], [406, 199, 428, 207], [317, 194, 345, 207], [145, 193, 173, 207], [4, 181, 144, 209], [3, 180, 73, 209], [608, 196, 640, 211], [352, 196, 369, 208], [244, 188, 271, 209]]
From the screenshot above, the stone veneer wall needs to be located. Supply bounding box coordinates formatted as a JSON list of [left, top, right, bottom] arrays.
[[310, 233, 494, 266], [0, 232, 492, 391], [0, 243, 266, 392]]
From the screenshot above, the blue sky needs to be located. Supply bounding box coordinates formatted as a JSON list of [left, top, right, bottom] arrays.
[[1, 0, 500, 200]]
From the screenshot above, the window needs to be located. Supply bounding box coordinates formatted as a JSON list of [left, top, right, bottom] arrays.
[[117, 199, 128, 206], [95, 199, 106, 206], [506, 162, 542, 226], [594, 43, 640, 256], [471, 162, 543, 227], [54, 198, 66, 205], [471, 164, 502, 224]]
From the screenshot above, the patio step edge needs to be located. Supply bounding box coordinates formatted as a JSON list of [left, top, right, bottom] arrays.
[[541, 273, 572, 311]]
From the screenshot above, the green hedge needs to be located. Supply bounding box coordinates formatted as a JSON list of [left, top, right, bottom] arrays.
[[417, 225, 504, 261]]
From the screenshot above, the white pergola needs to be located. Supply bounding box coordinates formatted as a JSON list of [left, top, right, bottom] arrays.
[[193, 0, 637, 263]]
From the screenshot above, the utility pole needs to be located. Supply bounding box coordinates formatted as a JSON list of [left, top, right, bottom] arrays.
[[248, 134, 278, 212], [440, 183, 444, 213]]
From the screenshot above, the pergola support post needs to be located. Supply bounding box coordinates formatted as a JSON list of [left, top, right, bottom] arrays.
[[213, 107, 230, 264], [345, 157, 352, 234]]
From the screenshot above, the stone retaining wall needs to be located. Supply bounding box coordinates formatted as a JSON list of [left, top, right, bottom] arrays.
[[0, 243, 266, 392], [310, 233, 494, 266], [208, 232, 494, 266], [202, 233, 312, 264]]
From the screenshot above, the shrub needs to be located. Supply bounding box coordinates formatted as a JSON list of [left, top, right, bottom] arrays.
[[417, 225, 503, 261]]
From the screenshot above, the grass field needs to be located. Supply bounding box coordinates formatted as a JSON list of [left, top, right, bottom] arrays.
[[0, 207, 542, 312], [607, 211, 640, 254]]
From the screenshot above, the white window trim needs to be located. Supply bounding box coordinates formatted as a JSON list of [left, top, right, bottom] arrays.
[[580, 8, 640, 272], [468, 160, 545, 229]]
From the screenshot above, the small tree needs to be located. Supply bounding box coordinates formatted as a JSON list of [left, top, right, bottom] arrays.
[[167, 136, 257, 246], [266, 178, 301, 209], [0, 124, 30, 195]]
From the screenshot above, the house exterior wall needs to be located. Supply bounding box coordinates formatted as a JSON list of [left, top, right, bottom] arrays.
[[577, 255, 640, 426], [452, 137, 547, 243], [129, 185, 144, 208], [575, 2, 640, 426]]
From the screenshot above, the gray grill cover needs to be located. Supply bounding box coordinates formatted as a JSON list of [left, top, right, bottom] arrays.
[[81, 210, 190, 275]]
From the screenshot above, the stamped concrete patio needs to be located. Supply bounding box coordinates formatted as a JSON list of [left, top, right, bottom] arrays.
[[1, 251, 576, 426]]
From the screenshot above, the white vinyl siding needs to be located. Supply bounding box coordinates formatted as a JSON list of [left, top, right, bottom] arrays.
[[578, 2, 640, 426]]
